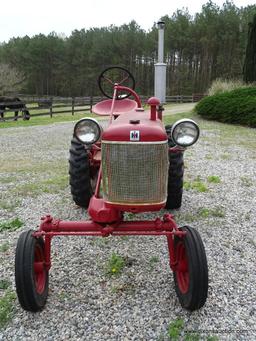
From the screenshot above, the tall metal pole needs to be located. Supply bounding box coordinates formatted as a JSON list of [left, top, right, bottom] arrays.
[[154, 21, 167, 104]]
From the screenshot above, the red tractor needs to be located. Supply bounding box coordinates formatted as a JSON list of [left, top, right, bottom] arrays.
[[15, 67, 208, 312]]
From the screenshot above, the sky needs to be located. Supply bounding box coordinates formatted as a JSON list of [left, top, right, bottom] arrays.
[[0, 0, 255, 42]]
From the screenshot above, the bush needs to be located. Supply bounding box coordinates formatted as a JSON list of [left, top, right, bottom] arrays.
[[207, 79, 247, 96], [195, 87, 256, 127]]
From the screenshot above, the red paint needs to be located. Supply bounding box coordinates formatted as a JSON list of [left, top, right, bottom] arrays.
[[93, 98, 138, 116], [94, 166, 102, 198], [102, 111, 167, 142], [39, 213, 180, 234], [88, 196, 122, 223], [34, 213, 186, 272], [25, 75, 195, 310], [175, 241, 189, 293], [34, 243, 47, 294], [104, 201, 165, 213], [115, 85, 142, 108], [147, 97, 160, 121]]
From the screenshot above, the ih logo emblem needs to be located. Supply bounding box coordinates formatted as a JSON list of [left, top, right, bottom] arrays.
[[130, 130, 140, 141]]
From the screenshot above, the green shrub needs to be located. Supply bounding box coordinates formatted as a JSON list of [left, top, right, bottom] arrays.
[[195, 87, 256, 127]]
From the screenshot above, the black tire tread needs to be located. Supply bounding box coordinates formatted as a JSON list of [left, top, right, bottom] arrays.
[[166, 151, 184, 209], [69, 137, 93, 208], [15, 230, 48, 312], [174, 226, 208, 311]]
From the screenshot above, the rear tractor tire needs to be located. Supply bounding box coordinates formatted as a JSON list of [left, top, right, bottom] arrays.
[[165, 125, 184, 210], [69, 137, 95, 208], [166, 151, 184, 210]]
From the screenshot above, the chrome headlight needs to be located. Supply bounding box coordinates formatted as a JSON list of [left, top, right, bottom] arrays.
[[171, 119, 200, 147], [74, 118, 102, 144]]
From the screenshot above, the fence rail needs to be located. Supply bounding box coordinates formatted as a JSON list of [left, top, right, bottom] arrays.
[[0, 94, 205, 121]]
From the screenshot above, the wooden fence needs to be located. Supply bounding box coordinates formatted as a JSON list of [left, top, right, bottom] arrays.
[[0, 94, 205, 121]]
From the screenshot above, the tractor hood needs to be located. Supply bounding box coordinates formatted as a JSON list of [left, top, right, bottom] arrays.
[[102, 111, 167, 143]]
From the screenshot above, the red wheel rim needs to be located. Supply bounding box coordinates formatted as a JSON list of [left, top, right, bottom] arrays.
[[34, 243, 46, 294], [175, 241, 189, 294]]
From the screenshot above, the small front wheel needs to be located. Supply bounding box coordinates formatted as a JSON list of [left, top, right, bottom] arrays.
[[173, 226, 208, 311], [15, 230, 49, 311]]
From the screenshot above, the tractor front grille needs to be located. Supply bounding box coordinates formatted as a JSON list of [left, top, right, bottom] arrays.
[[102, 141, 169, 205]]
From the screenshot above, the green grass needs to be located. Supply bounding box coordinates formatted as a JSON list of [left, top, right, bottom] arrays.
[[0, 218, 23, 232], [167, 318, 184, 340], [176, 206, 225, 223], [94, 237, 110, 246], [207, 175, 221, 184], [0, 290, 16, 329], [149, 256, 159, 270], [0, 280, 11, 290], [211, 207, 225, 218], [0, 158, 65, 174], [15, 174, 69, 197], [198, 208, 211, 218], [0, 176, 17, 184], [176, 212, 198, 223], [240, 176, 253, 187], [220, 153, 231, 160], [0, 111, 94, 129], [0, 200, 20, 211], [106, 253, 126, 276], [0, 102, 189, 130], [120, 235, 129, 241], [0, 243, 9, 253], [167, 318, 219, 341], [184, 333, 200, 341], [184, 178, 208, 192], [164, 111, 196, 126], [198, 207, 225, 218]]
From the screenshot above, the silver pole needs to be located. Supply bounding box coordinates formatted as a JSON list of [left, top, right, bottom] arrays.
[[154, 21, 167, 104], [158, 24, 164, 63]]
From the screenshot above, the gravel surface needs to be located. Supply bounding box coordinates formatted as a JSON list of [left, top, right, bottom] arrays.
[[0, 116, 255, 341]]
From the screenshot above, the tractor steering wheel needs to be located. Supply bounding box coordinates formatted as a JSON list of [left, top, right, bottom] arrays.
[[98, 66, 135, 99]]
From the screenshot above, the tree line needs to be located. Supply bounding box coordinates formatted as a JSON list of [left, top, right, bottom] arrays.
[[0, 1, 255, 97]]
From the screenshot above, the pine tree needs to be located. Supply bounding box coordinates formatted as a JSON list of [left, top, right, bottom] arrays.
[[243, 14, 256, 82]]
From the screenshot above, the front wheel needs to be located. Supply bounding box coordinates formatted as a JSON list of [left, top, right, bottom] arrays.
[[172, 226, 208, 311], [15, 230, 49, 311]]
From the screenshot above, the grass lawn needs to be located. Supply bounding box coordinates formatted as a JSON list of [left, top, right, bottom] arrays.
[[0, 110, 94, 129], [0, 104, 187, 129]]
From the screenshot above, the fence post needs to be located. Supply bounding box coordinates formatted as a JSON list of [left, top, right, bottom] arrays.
[[72, 97, 75, 116], [49, 97, 53, 118]]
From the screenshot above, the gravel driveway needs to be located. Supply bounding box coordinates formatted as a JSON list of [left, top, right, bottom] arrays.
[[0, 115, 255, 341]]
